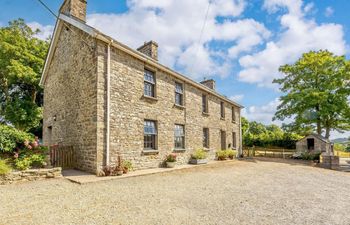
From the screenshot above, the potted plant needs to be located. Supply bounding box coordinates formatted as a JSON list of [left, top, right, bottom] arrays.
[[122, 160, 133, 174], [216, 150, 228, 160], [190, 149, 208, 164], [165, 153, 177, 168], [226, 149, 237, 159]]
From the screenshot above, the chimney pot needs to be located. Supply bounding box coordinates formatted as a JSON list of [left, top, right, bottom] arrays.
[[60, 0, 87, 22], [137, 41, 158, 61]]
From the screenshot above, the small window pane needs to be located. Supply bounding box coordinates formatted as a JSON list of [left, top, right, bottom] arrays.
[[220, 102, 225, 118], [144, 70, 155, 84], [232, 132, 237, 148], [202, 94, 208, 113], [175, 82, 183, 93], [232, 107, 236, 121], [174, 124, 185, 149], [175, 93, 182, 105], [144, 120, 157, 134], [203, 128, 209, 148]]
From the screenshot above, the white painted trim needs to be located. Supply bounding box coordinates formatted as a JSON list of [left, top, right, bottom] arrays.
[[39, 19, 62, 86]]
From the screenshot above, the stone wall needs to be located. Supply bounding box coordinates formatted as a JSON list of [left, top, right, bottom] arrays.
[[0, 168, 62, 185], [96, 41, 241, 170], [42, 24, 98, 173]]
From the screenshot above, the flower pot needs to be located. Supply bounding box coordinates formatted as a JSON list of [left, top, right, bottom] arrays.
[[166, 162, 176, 168], [189, 158, 208, 165]]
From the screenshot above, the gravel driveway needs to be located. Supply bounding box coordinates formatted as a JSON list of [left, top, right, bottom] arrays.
[[1, 158, 350, 225]]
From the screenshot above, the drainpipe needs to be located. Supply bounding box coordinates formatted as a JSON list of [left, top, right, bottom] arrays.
[[239, 109, 243, 157], [106, 42, 111, 166]]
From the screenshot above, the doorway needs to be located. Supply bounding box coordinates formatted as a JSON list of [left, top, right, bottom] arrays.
[[307, 138, 314, 150]]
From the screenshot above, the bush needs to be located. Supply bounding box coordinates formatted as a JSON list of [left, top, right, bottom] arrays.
[[15, 158, 32, 170], [122, 160, 133, 171], [216, 150, 228, 160], [0, 124, 33, 153], [301, 152, 321, 161], [191, 149, 207, 160], [14, 154, 46, 171], [0, 159, 12, 175], [225, 149, 237, 159]]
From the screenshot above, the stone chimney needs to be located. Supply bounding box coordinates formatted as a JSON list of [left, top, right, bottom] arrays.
[[137, 41, 158, 61], [200, 79, 216, 90], [60, 0, 87, 22]]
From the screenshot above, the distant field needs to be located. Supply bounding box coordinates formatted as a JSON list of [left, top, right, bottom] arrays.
[[334, 150, 350, 158]]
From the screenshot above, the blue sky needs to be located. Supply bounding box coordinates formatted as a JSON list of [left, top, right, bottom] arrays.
[[1, 0, 349, 138]]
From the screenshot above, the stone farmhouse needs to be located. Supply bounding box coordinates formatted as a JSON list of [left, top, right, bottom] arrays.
[[40, 0, 244, 173]]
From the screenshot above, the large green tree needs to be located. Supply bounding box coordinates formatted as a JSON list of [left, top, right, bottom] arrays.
[[0, 19, 49, 131], [273, 50, 350, 139]]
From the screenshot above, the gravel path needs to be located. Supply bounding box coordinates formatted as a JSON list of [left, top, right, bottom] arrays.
[[1, 158, 350, 225]]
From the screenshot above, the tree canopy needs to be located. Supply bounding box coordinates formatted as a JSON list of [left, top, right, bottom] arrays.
[[273, 50, 350, 139], [0, 19, 49, 131]]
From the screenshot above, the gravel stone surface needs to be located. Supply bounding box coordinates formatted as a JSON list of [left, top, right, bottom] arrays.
[[1, 158, 350, 225]]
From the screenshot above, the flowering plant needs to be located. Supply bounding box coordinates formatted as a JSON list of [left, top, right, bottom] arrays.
[[165, 153, 177, 162]]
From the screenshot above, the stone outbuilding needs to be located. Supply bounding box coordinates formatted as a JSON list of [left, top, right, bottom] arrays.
[[296, 134, 333, 154]]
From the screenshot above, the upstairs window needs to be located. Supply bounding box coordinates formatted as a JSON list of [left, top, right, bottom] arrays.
[[203, 128, 209, 148], [175, 82, 184, 106], [144, 120, 157, 150], [144, 69, 155, 97], [220, 102, 225, 118], [174, 124, 185, 149], [232, 106, 236, 122], [202, 94, 208, 113]]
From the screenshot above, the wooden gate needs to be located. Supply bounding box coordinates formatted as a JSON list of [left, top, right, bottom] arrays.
[[50, 145, 76, 169]]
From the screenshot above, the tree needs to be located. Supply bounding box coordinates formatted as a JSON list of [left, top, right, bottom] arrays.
[[0, 19, 49, 131], [273, 50, 350, 139]]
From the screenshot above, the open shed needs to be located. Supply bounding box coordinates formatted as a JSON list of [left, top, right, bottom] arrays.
[[296, 134, 333, 154]]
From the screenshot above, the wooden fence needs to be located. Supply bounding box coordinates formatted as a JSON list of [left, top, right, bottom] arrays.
[[243, 147, 296, 158], [49, 145, 76, 169]]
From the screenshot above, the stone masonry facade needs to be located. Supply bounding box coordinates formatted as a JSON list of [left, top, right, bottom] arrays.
[[42, 0, 243, 174]]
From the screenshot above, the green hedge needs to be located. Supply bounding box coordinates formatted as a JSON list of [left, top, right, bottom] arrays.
[[0, 124, 34, 153]]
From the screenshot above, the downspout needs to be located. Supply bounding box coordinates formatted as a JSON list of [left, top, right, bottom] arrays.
[[239, 109, 243, 157], [106, 42, 111, 166]]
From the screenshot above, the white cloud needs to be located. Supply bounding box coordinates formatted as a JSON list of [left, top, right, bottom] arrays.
[[87, 0, 269, 80], [27, 22, 54, 40], [325, 6, 334, 17], [238, 0, 346, 87], [242, 98, 283, 125], [229, 94, 244, 102]]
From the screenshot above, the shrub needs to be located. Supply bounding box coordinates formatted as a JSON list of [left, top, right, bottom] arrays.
[[301, 152, 321, 161], [165, 153, 177, 162], [191, 149, 207, 160], [122, 160, 133, 171], [0, 159, 12, 175], [15, 158, 31, 170], [216, 150, 228, 160], [0, 124, 34, 153], [225, 149, 237, 159]]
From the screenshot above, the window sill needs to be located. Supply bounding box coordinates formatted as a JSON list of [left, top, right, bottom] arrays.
[[202, 112, 210, 116], [232, 120, 237, 124], [203, 148, 211, 152], [142, 95, 158, 101], [142, 149, 159, 155], [173, 148, 186, 152], [174, 104, 185, 110], [220, 117, 225, 120]]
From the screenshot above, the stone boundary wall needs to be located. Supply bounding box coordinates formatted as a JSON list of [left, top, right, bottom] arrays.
[[0, 167, 62, 185]]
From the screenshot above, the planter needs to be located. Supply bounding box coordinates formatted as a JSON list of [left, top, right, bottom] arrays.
[[166, 162, 176, 168], [189, 158, 208, 165]]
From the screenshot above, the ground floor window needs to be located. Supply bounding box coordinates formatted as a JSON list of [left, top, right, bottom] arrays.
[[221, 130, 226, 150], [174, 124, 185, 149], [232, 132, 236, 149], [203, 128, 209, 148], [144, 120, 157, 150]]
